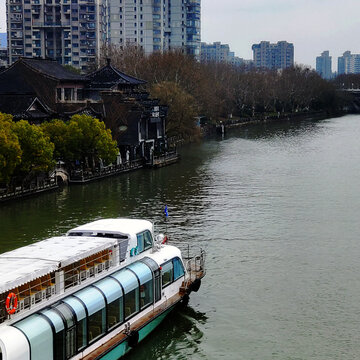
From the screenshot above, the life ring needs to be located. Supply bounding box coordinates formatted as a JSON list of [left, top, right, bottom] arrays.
[[5, 292, 18, 315], [161, 235, 168, 244]]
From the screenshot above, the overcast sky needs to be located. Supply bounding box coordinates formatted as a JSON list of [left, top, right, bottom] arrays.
[[202, 0, 360, 71], [1, 0, 359, 71]]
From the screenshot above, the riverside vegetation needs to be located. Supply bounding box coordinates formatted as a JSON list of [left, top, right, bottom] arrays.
[[0, 113, 118, 190], [100, 46, 348, 132]]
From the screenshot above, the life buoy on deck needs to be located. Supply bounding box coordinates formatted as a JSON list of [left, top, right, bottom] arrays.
[[127, 330, 139, 348], [5, 292, 18, 315], [161, 235, 168, 244]]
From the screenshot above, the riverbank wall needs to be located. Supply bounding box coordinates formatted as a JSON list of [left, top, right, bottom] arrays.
[[204, 110, 346, 136]]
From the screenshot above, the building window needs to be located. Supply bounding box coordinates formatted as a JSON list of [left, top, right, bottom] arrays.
[[64, 88, 74, 101], [56, 88, 62, 101]]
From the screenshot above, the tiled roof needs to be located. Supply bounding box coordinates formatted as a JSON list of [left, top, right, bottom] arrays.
[[86, 63, 146, 89], [0, 68, 35, 94], [19, 57, 86, 81]]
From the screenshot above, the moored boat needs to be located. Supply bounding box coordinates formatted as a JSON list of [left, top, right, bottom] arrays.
[[0, 218, 205, 360]]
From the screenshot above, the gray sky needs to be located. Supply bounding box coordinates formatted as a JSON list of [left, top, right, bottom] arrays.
[[1, 0, 359, 71], [202, 0, 360, 71]]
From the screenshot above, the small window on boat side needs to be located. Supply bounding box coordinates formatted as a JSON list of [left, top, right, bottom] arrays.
[[136, 230, 153, 253], [143, 230, 153, 250], [173, 257, 185, 281], [161, 261, 173, 288], [137, 232, 145, 253]]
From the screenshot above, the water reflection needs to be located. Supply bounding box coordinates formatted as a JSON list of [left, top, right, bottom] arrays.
[[0, 142, 214, 252], [224, 118, 327, 141], [125, 306, 207, 360]]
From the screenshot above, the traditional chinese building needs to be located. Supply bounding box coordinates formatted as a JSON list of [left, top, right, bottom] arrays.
[[0, 57, 167, 162]]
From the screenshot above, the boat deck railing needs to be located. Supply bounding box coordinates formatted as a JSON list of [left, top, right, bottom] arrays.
[[0, 249, 113, 324], [180, 244, 206, 283]]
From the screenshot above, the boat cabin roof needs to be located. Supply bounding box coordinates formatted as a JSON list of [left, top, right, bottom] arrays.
[[0, 218, 154, 294], [0, 236, 118, 294], [67, 218, 153, 237]]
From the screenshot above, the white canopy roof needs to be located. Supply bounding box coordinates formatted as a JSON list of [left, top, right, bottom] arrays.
[[67, 218, 153, 236], [0, 236, 118, 294]]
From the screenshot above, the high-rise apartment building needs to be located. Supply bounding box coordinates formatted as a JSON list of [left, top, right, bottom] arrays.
[[200, 41, 230, 63], [6, 0, 105, 70], [252, 41, 294, 70], [107, 0, 200, 56], [200, 41, 247, 67], [6, 0, 201, 70], [338, 51, 360, 75], [316, 51, 332, 79]]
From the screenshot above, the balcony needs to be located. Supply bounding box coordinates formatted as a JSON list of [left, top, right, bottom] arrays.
[[32, 21, 70, 27], [11, 49, 24, 55], [10, 24, 23, 29], [10, 5, 22, 12]]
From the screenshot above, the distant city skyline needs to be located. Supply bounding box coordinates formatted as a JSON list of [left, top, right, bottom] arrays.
[[201, 0, 360, 71], [1, 0, 360, 71]]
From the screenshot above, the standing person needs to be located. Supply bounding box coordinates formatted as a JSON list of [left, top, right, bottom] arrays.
[[126, 149, 130, 167]]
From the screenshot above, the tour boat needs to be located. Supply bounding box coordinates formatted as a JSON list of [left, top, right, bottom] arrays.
[[0, 219, 205, 360]]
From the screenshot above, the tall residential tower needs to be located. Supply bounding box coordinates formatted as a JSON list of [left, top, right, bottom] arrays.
[[252, 41, 294, 70], [316, 51, 332, 79], [6, 0, 201, 70], [338, 51, 360, 75]]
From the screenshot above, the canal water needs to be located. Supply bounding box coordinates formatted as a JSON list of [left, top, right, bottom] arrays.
[[2, 114, 360, 359]]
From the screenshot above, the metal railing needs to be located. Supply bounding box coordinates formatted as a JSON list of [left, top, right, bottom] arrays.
[[180, 244, 206, 283]]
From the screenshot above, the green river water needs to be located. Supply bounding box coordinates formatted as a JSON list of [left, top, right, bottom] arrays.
[[1, 114, 360, 359]]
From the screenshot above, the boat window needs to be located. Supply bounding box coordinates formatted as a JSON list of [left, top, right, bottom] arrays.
[[154, 269, 161, 302], [112, 269, 139, 319], [136, 230, 153, 253], [94, 277, 123, 330], [53, 303, 76, 358], [112, 269, 138, 293], [66, 327, 76, 358], [77, 317, 87, 350], [137, 233, 145, 252], [140, 279, 153, 309], [54, 303, 75, 328], [63, 297, 87, 351], [144, 231, 153, 249], [41, 308, 65, 332], [88, 308, 106, 343], [74, 287, 105, 316], [161, 261, 174, 288], [41, 309, 65, 360], [127, 262, 152, 284], [173, 257, 185, 281], [124, 288, 139, 320], [14, 314, 53, 360], [107, 297, 123, 329], [94, 277, 122, 303], [73, 287, 106, 344]]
